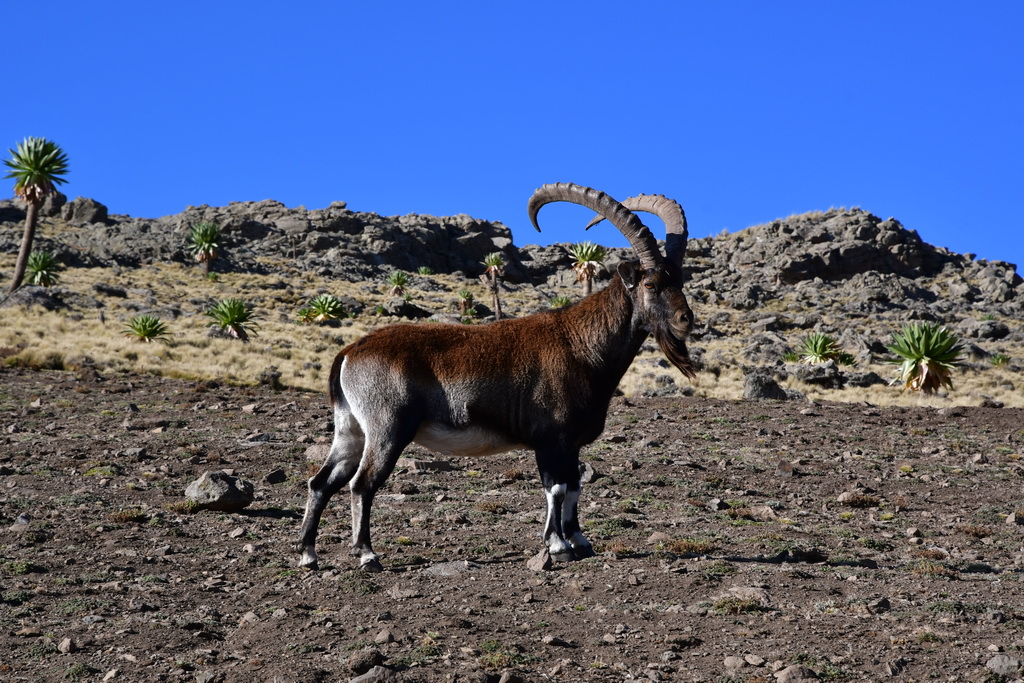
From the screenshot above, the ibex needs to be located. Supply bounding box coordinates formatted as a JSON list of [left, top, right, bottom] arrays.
[[298, 183, 696, 572]]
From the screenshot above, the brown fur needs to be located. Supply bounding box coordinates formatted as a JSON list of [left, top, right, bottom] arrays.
[[329, 268, 693, 448]]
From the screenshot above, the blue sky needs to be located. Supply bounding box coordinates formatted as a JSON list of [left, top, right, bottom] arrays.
[[5, 2, 1022, 270]]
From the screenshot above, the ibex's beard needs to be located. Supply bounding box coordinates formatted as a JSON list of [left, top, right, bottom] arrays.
[[654, 319, 697, 379]]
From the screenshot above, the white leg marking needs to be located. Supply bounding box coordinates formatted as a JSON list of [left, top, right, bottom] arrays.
[[299, 547, 318, 568], [544, 484, 572, 557]]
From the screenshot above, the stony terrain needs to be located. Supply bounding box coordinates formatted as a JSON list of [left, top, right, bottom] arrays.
[[1, 192, 1024, 681], [2, 365, 1023, 682]]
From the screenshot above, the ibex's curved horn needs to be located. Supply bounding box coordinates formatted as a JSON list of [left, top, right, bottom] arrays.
[[585, 194, 688, 277], [528, 183, 661, 272]]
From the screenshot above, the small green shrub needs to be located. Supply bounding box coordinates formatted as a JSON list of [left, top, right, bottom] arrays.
[[990, 354, 1010, 367], [416, 266, 434, 275]]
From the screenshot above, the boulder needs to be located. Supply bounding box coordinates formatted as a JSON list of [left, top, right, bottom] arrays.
[[62, 197, 108, 225], [774, 664, 819, 682], [785, 361, 845, 389], [959, 319, 1010, 340], [0, 285, 63, 310], [40, 192, 67, 217], [184, 471, 254, 512], [743, 373, 790, 401]]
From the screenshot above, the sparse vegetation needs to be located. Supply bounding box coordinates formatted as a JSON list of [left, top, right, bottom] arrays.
[[663, 537, 717, 555]]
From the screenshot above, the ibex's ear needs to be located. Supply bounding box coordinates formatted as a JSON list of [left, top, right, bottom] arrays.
[[617, 262, 640, 289]]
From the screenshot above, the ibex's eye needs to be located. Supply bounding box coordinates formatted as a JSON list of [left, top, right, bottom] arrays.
[[644, 282, 655, 290]]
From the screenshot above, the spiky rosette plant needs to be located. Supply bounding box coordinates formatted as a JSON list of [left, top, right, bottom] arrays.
[[797, 333, 844, 365], [886, 322, 964, 394], [205, 298, 259, 341], [298, 294, 346, 324], [4, 137, 69, 294], [25, 251, 62, 287], [550, 295, 571, 309], [187, 221, 221, 275], [386, 271, 409, 298], [457, 289, 475, 316], [123, 315, 172, 343], [568, 241, 606, 296]]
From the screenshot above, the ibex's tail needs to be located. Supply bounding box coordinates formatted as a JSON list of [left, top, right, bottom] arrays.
[[327, 349, 347, 408]]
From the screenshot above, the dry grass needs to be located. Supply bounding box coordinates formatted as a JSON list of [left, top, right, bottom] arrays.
[[663, 537, 718, 555], [2, 249, 1021, 407]]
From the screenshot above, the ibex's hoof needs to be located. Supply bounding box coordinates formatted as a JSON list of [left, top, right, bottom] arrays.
[[573, 545, 597, 560], [551, 549, 576, 563], [359, 557, 384, 573], [298, 548, 319, 570]]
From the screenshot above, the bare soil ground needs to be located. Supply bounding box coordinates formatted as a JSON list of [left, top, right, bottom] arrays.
[[2, 366, 1023, 682]]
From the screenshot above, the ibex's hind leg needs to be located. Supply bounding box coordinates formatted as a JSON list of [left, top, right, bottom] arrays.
[[349, 426, 414, 572], [297, 406, 364, 569]]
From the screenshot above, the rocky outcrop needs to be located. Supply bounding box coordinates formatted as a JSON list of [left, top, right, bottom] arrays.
[[1, 197, 1020, 318], [713, 210, 951, 284], [62, 197, 108, 225]]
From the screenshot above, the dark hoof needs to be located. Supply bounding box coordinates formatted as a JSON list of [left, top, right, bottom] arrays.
[[360, 557, 384, 573], [573, 545, 597, 560], [300, 560, 319, 571], [551, 549, 576, 563]]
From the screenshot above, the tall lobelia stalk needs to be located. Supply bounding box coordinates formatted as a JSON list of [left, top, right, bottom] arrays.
[[3, 137, 69, 295], [480, 252, 504, 320]]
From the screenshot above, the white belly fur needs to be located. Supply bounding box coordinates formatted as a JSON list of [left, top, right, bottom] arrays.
[[413, 422, 523, 458]]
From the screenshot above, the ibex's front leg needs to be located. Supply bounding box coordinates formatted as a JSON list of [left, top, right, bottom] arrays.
[[561, 482, 595, 559], [536, 447, 594, 561]]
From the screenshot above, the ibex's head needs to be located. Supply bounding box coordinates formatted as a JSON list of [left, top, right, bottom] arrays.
[[528, 183, 697, 378]]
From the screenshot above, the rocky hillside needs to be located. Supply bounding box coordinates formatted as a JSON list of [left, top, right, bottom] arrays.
[[3, 192, 1020, 313], [1, 192, 1021, 405]]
